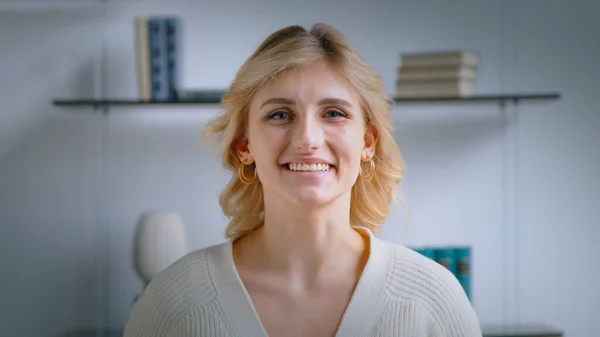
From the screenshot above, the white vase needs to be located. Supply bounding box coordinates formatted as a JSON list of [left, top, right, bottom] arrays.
[[134, 211, 188, 285]]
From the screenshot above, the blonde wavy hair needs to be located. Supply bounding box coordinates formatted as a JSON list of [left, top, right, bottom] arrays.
[[203, 23, 408, 241]]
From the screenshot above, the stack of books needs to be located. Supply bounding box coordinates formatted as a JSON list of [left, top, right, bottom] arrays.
[[411, 245, 472, 301], [135, 16, 182, 102], [396, 51, 479, 98]]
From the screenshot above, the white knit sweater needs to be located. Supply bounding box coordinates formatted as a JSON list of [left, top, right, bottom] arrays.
[[124, 227, 482, 337]]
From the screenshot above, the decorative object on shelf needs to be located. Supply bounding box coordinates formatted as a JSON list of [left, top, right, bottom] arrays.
[[411, 245, 472, 301], [133, 211, 188, 287], [135, 16, 182, 102], [396, 50, 480, 98]]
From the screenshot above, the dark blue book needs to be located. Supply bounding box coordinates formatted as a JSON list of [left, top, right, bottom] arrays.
[[148, 18, 169, 101], [165, 17, 181, 100], [454, 246, 472, 301]]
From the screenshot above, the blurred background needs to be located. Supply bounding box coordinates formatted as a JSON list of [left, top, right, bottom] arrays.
[[0, 0, 598, 336]]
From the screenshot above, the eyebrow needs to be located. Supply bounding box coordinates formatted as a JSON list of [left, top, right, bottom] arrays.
[[260, 97, 353, 109]]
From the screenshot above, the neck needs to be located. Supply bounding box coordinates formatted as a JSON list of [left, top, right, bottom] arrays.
[[239, 192, 368, 290]]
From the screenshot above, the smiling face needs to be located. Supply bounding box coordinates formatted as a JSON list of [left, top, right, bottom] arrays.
[[235, 62, 377, 209]]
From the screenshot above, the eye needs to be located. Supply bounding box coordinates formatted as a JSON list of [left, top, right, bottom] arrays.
[[324, 109, 347, 118], [267, 110, 289, 120]]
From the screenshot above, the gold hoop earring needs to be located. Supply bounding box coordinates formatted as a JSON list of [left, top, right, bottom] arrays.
[[238, 160, 257, 185], [359, 157, 375, 181]]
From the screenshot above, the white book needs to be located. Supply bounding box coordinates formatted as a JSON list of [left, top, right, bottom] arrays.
[[396, 79, 476, 98], [401, 51, 479, 68], [398, 65, 477, 81], [135, 17, 151, 101]]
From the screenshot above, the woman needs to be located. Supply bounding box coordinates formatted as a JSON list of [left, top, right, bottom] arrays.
[[124, 23, 482, 337]]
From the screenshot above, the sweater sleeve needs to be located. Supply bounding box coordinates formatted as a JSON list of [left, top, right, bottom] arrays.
[[123, 249, 214, 337], [426, 268, 483, 337], [388, 244, 483, 337], [123, 271, 188, 337]]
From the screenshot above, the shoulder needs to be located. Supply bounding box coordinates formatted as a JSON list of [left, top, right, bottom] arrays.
[[381, 240, 482, 336], [123, 242, 227, 337]]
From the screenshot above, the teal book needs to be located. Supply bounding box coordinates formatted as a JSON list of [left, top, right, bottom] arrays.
[[414, 247, 436, 260], [454, 246, 472, 301], [434, 247, 457, 275]]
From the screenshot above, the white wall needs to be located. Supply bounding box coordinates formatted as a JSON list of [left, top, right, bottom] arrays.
[[0, 1, 597, 336], [513, 2, 600, 336], [0, 3, 106, 336]]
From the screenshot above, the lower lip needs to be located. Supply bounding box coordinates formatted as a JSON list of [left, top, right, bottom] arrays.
[[281, 165, 334, 178]]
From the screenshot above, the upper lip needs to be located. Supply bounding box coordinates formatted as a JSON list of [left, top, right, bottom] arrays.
[[282, 157, 335, 166]]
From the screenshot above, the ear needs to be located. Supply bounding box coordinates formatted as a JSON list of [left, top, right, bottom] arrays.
[[362, 122, 378, 161], [234, 137, 254, 164]]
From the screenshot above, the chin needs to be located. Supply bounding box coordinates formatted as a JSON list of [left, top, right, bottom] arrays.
[[266, 181, 351, 209], [286, 190, 343, 209]]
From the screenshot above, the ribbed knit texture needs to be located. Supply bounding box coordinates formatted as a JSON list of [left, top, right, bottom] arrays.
[[124, 227, 482, 337]]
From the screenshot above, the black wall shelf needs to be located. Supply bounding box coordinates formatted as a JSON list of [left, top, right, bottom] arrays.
[[391, 93, 560, 103], [52, 93, 560, 110]]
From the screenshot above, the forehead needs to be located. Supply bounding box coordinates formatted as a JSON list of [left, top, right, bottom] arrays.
[[250, 62, 360, 109]]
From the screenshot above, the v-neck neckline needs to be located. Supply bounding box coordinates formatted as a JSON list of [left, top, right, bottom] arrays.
[[209, 226, 392, 337]]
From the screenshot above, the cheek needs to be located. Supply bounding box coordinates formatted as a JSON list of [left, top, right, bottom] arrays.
[[331, 127, 365, 157], [250, 129, 285, 165]]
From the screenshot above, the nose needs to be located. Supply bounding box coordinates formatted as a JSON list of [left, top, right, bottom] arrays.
[[291, 113, 324, 151]]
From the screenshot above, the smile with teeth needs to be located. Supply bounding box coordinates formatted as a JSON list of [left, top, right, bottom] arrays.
[[286, 163, 331, 172]]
